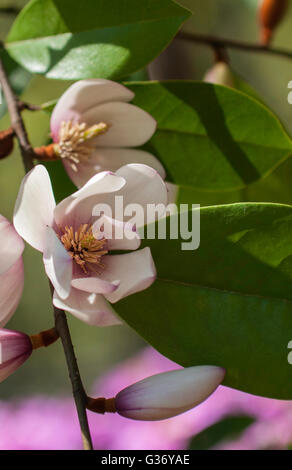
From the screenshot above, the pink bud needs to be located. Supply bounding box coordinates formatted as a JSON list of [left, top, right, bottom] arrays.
[[204, 62, 234, 88], [115, 365, 225, 421], [0, 329, 32, 383]]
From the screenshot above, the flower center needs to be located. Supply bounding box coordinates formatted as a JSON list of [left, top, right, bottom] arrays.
[[56, 121, 110, 172], [60, 224, 108, 273]]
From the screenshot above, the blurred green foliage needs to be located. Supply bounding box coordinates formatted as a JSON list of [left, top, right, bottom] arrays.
[[188, 415, 255, 450]]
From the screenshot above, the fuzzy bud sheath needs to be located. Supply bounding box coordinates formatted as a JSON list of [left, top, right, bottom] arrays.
[[259, 0, 288, 45], [34, 144, 59, 162], [0, 129, 14, 160]]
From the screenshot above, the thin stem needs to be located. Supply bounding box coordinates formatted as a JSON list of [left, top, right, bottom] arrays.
[[52, 288, 93, 450], [18, 100, 42, 112], [0, 52, 35, 172], [0, 47, 93, 451], [177, 31, 292, 61], [0, 6, 20, 15]]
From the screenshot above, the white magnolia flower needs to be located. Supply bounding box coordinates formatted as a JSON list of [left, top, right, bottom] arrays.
[[50, 79, 165, 188], [13, 164, 167, 326]]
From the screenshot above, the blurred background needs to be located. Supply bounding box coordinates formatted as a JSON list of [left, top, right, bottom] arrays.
[[1, 0, 292, 450]]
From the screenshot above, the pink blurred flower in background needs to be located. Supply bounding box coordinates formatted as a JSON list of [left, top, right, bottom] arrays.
[[1, 347, 292, 450], [0, 215, 24, 327], [50, 79, 165, 188]]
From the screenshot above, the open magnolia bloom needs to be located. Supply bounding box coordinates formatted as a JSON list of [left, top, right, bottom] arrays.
[[13, 164, 167, 326], [0, 215, 24, 327], [50, 79, 165, 188]]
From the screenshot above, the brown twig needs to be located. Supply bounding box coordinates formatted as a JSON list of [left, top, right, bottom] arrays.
[[18, 100, 42, 112], [0, 47, 93, 451], [0, 6, 20, 15], [0, 53, 35, 172], [51, 285, 93, 450], [177, 31, 292, 60]]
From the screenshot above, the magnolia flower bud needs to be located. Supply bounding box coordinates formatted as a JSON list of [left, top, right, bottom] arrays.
[[259, 0, 288, 45], [0, 327, 59, 383], [0, 329, 32, 383], [204, 62, 234, 88], [115, 365, 225, 421]]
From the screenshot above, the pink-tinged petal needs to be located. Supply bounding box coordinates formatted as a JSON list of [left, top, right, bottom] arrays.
[[166, 182, 179, 205], [116, 366, 225, 421], [94, 215, 141, 251], [13, 165, 56, 252], [54, 171, 125, 227], [102, 247, 156, 303], [71, 276, 119, 295], [51, 79, 134, 140], [111, 164, 168, 225], [0, 215, 24, 275], [43, 227, 72, 300], [71, 171, 126, 200], [0, 329, 32, 363], [53, 288, 121, 326], [63, 148, 166, 188], [0, 353, 31, 384], [81, 102, 156, 148], [0, 258, 24, 327]]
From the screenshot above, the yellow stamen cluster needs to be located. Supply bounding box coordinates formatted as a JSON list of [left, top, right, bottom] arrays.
[[56, 121, 109, 172], [60, 224, 108, 273]]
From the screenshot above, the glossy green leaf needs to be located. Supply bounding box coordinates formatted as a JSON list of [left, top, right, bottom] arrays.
[[125, 81, 292, 191], [173, 153, 292, 207], [43, 160, 76, 203], [5, 0, 190, 80], [188, 415, 254, 450], [115, 203, 292, 399]]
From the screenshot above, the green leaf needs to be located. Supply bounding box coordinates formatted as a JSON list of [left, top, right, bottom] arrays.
[[115, 203, 292, 399], [5, 0, 190, 80], [43, 160, 76, 203], [232, 73, 264, 104], [173, 154, 292, 207], [188, 415, 254, 450], [125, 81, 292, 191]]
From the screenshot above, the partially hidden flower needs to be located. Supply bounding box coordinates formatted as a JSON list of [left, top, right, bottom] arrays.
[[0, 329, 32, 383], [13, 164, 167, 326], [113, 366, 225, 421], [46, 79, 165, 188], [204, 62, 234, 88], [0, 215, 24, 327]]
